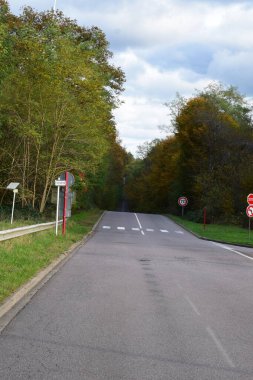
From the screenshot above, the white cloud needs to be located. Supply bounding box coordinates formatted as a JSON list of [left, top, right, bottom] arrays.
[[8, 0, 253, 154], [113, 96, 168, 155], [208, 50, 253, 93]]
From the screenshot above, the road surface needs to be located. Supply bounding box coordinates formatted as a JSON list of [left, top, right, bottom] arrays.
[[0, 211, 253, 379]]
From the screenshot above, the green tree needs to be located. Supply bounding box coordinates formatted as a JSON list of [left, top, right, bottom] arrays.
[[0, 5, 125, 212]]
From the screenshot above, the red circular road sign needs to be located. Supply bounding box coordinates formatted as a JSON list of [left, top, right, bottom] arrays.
[[178, 196, 188, 207], [246, 205, 253, 218], [247, 194, 253, 205]]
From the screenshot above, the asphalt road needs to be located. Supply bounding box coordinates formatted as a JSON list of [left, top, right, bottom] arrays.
[[1, 211, 253, 379]]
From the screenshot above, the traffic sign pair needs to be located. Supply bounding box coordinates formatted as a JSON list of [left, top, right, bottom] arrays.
[[246, 194, 253, 218]]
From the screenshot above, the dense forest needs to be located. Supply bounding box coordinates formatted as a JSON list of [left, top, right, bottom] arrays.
[[125, 83, 253, 224], [0, 0, 129, 215], [1, 1, 252, 223]]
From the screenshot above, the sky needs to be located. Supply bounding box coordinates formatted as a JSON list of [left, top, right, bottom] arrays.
[[8, 0, 253, 155]]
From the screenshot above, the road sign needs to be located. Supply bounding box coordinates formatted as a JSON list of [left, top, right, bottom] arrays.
[[247, 194, 253, 205], [7, 182, 20, 190], [59, 172, 75, 187], [246, 205, 253, 218], [178, 196, 188, 207], [55, 180, 66, 187]]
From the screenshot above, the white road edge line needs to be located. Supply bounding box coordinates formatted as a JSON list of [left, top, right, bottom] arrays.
[[206, 326, 235, 368], [134, 213, 145, 235], [213, 242, 253, 261], [184, 295, 201, 316]]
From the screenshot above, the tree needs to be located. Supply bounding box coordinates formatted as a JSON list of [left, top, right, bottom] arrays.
[[0, 5, 125, 212], [171, 83, 253, 220]]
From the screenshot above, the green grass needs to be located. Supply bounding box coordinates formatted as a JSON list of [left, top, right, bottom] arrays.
[[0, 220, 40, 230], [168, 214, 253, 247], [0, 209, 102, 304]]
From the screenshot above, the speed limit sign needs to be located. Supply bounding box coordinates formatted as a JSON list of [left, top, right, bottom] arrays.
[[178, 196, 188, 207]]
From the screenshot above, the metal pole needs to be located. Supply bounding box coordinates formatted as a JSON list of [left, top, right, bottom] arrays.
[[62, 171, 68, 235], [249, 218, 251, 240], [55, 185, 60, 236], [53, 0, 57, 13], [203, 207, 207, 230], [11, 191, 16, 224]]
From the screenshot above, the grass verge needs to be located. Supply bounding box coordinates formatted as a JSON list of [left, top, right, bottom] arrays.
[[168, 214, 253, 247], [0, 209, 102, 304]]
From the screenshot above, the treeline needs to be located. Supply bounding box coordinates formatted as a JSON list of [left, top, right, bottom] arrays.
[[0, 1, 129, 213], [126, 83, 253, 223]]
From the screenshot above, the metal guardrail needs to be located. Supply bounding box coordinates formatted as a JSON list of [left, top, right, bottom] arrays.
[[0, 221, 62, 242]]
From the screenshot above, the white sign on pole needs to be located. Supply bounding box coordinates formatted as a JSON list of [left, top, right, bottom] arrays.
[[7, 182, 20, 190], [6, 182, 20, 224], [55, 180, 66, 187]]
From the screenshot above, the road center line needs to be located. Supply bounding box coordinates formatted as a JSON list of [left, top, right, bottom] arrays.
[[213, 242, 253, 261], [134, 213, 145, 235], [184, 295, 201, 316], [206, 326, 235, 368]]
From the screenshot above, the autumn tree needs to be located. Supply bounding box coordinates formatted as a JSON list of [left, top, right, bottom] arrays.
[[0, 4, 125, 212], [170, 83, 253, 221]]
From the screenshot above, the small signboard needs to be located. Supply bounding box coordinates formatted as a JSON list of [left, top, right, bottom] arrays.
[[7, 182, 20, 190], [247, 194, 253, 205], [246, 205, 253, 218], [178, 196, 188, 207], [55, 180, 66, 187], [178, 196, 188, 217]]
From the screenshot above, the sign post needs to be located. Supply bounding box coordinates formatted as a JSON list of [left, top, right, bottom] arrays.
[[6, 182, 20, 225], [203, 207, 207, 230], [178, 196, 188, 217], [62, 172, 69, 235], [246, 194, 253, 240], [54, 179, 66, 236]]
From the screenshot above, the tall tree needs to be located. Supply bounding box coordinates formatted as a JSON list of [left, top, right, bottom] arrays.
[[0, 5, 125, 212]]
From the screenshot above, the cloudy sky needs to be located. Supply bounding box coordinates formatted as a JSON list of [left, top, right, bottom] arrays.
[[8, 0, 253, 155]]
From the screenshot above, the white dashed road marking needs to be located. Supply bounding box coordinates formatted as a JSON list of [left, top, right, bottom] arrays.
[[134, 213, 145, 235], [101, 226, 187, 235], [206, 327, 235, 368], [175, 231, 184, 234], [184, 295, 201, 316]]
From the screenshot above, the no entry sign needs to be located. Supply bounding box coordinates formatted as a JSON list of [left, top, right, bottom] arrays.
[[247, 194, 253, 205], [178, 196, 188, 207]]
